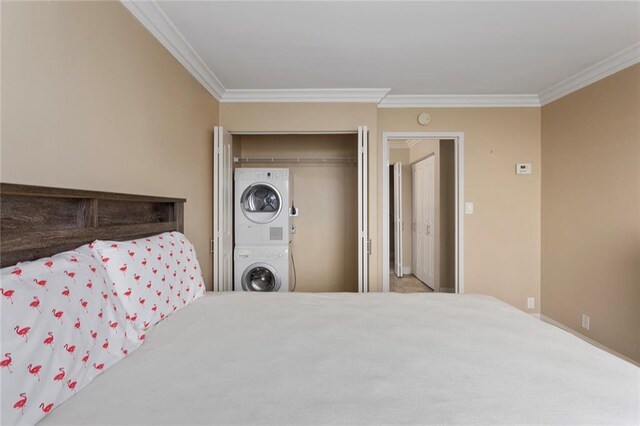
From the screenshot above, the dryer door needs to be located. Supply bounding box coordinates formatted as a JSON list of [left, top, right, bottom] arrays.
[[240, 183, 283, 224], [242, 263, 282, 292]]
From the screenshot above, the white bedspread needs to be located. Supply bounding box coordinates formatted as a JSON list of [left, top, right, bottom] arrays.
[[41, 293, 639, 425]]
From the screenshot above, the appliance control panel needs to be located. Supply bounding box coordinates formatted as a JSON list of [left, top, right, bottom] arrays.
[[238, 247, 288, 260]]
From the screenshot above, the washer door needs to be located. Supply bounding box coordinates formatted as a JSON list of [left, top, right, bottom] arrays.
[[242, 263, 282, 292], [240, 183, 283, 224]]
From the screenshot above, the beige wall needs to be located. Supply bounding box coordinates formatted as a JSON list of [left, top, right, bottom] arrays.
[[1, 1, 219, 288], [378, 108, 541, 311], [236, 134, 358, 292], [220, 102, 382, 289], [389, 148, 412, 271], [222, 105, 541, 309], [541, 64, 640, 363]]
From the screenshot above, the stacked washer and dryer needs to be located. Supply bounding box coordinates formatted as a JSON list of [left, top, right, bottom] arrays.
[[234, 169, 290, 292]]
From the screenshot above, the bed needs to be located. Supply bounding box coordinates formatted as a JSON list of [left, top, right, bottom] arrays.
[[1, 184, 638, 425], [40, 292, 638, 425]]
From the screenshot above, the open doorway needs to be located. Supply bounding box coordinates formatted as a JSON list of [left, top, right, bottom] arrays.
[[382, 133, 464, 294], [213, 127, 370, 293]]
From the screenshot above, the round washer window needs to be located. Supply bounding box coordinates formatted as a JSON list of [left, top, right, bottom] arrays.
[[242, 263, 281, 292], [240, 183, 282, 224]]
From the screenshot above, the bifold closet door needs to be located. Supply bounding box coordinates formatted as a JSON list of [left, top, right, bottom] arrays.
[[213, 126, 233, 292], [393, 162, 403, 278], [412, 162, 424, 284], [411, 156, 435, 288], [424, 155, 435, 287], [358, 126, 369, 293]]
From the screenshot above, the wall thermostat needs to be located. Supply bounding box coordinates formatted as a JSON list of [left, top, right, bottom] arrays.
[[516, 163, 532, 175], [417, 112, 431, 126]]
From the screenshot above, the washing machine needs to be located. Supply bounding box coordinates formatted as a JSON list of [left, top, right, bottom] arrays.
[[234, 246, 289, 292], [235, 168, 290, 245]]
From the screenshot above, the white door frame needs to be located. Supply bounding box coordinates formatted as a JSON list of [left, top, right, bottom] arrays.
[[382, 132, 465, 293]]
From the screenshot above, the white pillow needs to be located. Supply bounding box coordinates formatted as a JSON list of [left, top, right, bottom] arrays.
[[0, 250, 142, 425], [90, 232, 205, 331]]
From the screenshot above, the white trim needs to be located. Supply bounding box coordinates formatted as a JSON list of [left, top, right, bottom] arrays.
[[402, 266, 412, 275], [539, 42, 640, 106], [539, 314, 640, 368], [222, 89, 391, 103], [378, 94, 540, 108], [121, 0, 225, 100], [382, 132, 464, 294]]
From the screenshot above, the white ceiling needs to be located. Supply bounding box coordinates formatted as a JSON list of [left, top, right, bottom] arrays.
[[154, 1, 639, 98]]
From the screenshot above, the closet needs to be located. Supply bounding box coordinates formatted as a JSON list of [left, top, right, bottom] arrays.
[[214, 130, 367, 293]]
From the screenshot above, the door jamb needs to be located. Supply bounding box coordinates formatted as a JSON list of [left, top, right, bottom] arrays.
[[382, 132, 464, 294]]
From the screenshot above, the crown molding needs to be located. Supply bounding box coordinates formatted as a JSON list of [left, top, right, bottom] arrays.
[[222, 88, 391, 103], [121, 0, 638, 108], [121, 0, 225, 101], [378, 94, 540, 108], [539, 41, 640, 106]]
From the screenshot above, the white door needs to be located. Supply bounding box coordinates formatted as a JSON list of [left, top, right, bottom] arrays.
[[213, 126, 233, 292], [412, 162, 424, 283], [424, 155, 435, 287], [393, 162, 403, 278], [411, 164, 418, 279], [358, 126, 369, 293], [411, 156, 435, 288]]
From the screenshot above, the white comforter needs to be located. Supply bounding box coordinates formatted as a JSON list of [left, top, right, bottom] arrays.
[[42, 293, 639, 425]]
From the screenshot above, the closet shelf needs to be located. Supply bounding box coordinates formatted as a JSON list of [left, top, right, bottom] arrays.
[[234, 157, 357, 164]]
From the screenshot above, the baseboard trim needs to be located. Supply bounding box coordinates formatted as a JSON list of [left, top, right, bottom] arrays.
[[439, 287, 455, 293], [402, 266, 411, 275], [538, 314, 639, 368]]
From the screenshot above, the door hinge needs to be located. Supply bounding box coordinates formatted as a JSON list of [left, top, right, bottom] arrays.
[[366, 239, 372, 255], [210, 239, 215, 255]]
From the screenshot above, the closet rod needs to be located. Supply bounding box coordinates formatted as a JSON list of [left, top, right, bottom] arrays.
[[234, 157, 357, 164]]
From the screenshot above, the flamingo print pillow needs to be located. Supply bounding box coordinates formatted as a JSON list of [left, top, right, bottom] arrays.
[[90, 232, 205, 331], [1, 250, 143, 425]]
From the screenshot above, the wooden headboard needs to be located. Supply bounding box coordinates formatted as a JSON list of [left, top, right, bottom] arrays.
[[0, 183, 186, 268]]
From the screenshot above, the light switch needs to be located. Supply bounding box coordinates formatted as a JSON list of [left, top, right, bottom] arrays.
[[516, 163, 532, 175], [465, 202, 474, 215]]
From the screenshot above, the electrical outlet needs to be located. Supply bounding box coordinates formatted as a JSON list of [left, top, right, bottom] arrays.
[[527, 297, 535, 309], [581, 314, 590, 331]]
